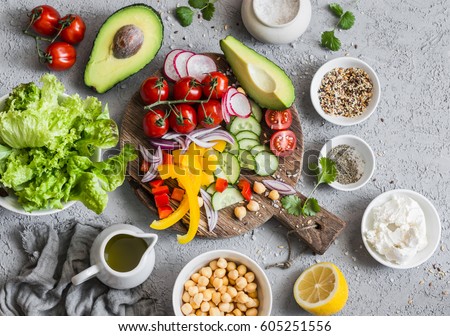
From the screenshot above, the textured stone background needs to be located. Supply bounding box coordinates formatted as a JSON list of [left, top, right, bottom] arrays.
[[0, 0, 448, 315]]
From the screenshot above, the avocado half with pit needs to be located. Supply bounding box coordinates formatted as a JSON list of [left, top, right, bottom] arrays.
[[220, 36, 295, 110], [84, 4, 163, 93]]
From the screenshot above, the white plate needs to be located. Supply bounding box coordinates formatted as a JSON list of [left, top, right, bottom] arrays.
[[319, 134, 375, 191], [361, 189, 441, 269], [310, 57, 381, 126]]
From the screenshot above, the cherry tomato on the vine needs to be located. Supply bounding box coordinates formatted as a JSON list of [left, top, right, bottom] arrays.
[[197, 100, 223, 129], [265, 109, 292, 130], [143, 109, 169, 138], [201, 71, 229, 99], [43, 42, 76, 71], [270, 130, 297, 157], [169, 104, 197, 134], [173, 77, 202, 101], [29, 5, 60, 36], [140, 77, 169, 105], [58, 14, 86, 45]]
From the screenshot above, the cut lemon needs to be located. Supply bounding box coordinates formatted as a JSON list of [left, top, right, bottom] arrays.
[[293, 262, 348, 316]]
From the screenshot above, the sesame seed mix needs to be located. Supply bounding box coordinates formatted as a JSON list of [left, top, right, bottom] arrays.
[[318, 67, 373, 118]]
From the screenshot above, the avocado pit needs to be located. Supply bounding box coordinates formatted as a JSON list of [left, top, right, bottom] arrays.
[[112, 24, 144, 59]]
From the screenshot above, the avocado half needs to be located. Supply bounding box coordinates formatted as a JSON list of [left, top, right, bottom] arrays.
[[84, 4, 164, 93], [220, 36, 295, 110]]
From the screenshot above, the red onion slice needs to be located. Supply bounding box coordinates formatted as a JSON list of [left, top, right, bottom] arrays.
[[200, 189, 218, 232], [148, 138, 181, 150], [186, 134, 216, 148], [138, 144, 161, 163], [262, 180, 297, 195]]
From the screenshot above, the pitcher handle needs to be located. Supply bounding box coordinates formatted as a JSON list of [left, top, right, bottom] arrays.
[[71, 264, 101, 286]]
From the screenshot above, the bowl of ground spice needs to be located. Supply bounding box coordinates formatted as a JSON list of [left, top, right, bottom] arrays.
[[310, 57, 381, 126], [319, 134, 375, 191]]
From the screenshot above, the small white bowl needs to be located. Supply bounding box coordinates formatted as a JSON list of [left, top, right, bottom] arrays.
[[310, 57, 381, 126], [173, 250, 272, 316], [361, 189, 441, 269], [319, 134, 375, 191]]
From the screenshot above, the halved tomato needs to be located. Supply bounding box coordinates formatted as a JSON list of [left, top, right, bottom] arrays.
[[265, 109, 292, 130], [270, 130, 297, 157]]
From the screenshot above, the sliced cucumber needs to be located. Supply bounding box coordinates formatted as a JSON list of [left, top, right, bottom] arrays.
[[214, 152, 241, 184], [211, 187, 244, 211], [206, 183, 216, 195], [250, 144, 270, 156], [238, 150, 256, 170], [235, 130, 260, 141], [254, 151, 279, 176], [250, 99, 263, 122], [238, 138, 260, 152], [225, 133, 239, 156], [229, 116, 262, 136]]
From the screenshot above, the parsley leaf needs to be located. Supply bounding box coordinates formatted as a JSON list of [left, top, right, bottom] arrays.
[[317, 157, 337, 185], [302, 198, 321, 217], [321, 31, 341, 51], [338, 11, 355, 30], [189, 0, 208, 9], [176, 6, 194, 27], [329, 3, 344, 17], [281, 195, 303, 216], [201, 3, 215, 21]]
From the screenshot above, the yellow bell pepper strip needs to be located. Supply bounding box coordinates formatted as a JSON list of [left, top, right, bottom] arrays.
[[213, 140, 227, 152], [150, 195, 189, 230]]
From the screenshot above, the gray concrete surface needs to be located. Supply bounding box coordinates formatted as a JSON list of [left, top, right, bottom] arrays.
[[0, 0, 449, 316]]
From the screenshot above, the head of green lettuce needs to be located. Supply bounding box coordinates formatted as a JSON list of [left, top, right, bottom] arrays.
[[0, 74, 137, 214]]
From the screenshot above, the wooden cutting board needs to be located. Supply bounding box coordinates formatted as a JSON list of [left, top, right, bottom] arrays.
[[120, 53, 346, 254]]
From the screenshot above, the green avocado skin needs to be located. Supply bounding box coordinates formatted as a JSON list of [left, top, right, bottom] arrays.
[[84, 3, 164, 94]]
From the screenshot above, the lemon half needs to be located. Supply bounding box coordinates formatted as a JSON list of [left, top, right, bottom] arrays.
[[293, 262, 348, 316]]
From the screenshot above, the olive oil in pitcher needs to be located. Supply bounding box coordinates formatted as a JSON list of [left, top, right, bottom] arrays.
[[104, 234, 148, 272]]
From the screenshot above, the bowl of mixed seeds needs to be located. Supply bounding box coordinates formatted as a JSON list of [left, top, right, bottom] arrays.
[[310, 57, 381, 126]]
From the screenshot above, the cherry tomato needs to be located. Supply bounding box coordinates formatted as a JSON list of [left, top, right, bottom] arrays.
[[169, 104, 197, 134], [265, 109, 292, 130], [57, 14, 86, 45], [140, 77, 169, 105], [270, 130, 297, 157], [201, 71, 229, 99], [143, 109, 169, 138], [29, 5, 60, 36], [197, 100, 223, 129], [173, 77, 202, 101], [44, 42, 76, 71]]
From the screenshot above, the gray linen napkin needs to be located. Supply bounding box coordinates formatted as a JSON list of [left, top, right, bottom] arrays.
[[0, 220, 165, 316]]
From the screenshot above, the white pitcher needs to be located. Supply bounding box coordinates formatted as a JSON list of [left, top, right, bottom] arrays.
[[72, 224, 158, 289]]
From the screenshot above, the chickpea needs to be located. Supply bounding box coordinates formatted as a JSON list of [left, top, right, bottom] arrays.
[[203, 289, 213, 302], [229, 279, 236, 285], [184, 280, 195, 291], [246, 298, 257, 308], [253, 298, 260, 308], [188, 286, 199, 297], [197, 275, 209, 287], [228, 303, 235, 313], [190, 298, 200, 310], [200, 267, 213, 278], [198, 196, 204, 207], [198, 286, 207, 293], [212, 292, 221, 305], [237, 87, 246, 95], [217, 257, 228, 269], [227, 286, 238, 298], [234, 206, 247, 221], [181, 303, 193, 315], [248, 291, 258, 299], [236, 303, 247, 312], [246, 200, 260, 212], [200, 301, 210, 313], [228, 269, 239, 280], [218, 302, 230, 313], [221, 292, 232, 303], [226, 261, 237, 272], [235, 277, 248, 290], [245, 282, 257, 293], [244, 272, 255, 283], [222, 276, 229, 286], [219, 285, 228, 294], [236, 291, 249, 304], [209, 260, 218, 270], [237, 264, 247, 276], [253, 181, 266, 194], [212, 277, 223, 289], [191, 272, 201, 283], [209, 307, 221, 316], [246, 308, 258, 316], [182, 291, 190, 303], [233, 309, 243, 316], [214, 268, 226, 279], [193, 293, 203, 307], [196, 310, 207, 316], [268, 190, 280, 201]]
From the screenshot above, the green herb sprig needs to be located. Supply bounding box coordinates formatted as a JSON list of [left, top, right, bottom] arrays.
[[281, 157, 337, 217], [321, 3, 355, 51], [176, 0, 218, 27]]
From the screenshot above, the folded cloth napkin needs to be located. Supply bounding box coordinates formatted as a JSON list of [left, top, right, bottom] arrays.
[[0, 220, 165, 316]]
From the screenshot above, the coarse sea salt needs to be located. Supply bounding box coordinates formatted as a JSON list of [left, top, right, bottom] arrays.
[[253, 0, 300, 26]]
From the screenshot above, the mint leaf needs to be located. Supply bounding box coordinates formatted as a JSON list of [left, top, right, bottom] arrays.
[[339, 11, 355, 30], [281, 195, 303, 216], [321, 31, 341, 51], [317, 157, 337, 185], [176, 6, 194, 27], [329, 3, 344, 17], [189, 0, 208, 9], [302, 198, 321, 217], [201, 3, 215, 21]]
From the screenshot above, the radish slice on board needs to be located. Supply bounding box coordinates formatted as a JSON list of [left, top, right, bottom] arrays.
[[163, 49, 184, 82], [225, 87, 238, 116], [229, 92, 252, 118], [186, 55, 218, 82], [174, 51, 195, 78]]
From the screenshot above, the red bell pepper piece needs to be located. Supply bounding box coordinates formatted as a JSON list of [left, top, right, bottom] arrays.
[[151, 185, 170, 196], [162, 152, 173, 165], [171, 187, 185, 202], [149, 179, 164, 188], [154, 193, 170, 208], [140, 160, 149, 173], [215, 178, 228, 193], [158, 205, 173, 219], [237, 179, 252, 201]]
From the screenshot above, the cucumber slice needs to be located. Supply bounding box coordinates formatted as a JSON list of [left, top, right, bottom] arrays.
[[206, 183, 216, 195], [239, 150, 256, 170], [254, 151, 279, 176], [225, 133, 239, 156], [214, 152, 241, 184], [211, 187, 244, 211], [238, 138, 260, 152], [250, 144, 270, 156], [229, 116, 262, 136], [250, 99, 263, 122], [235, 130, 260, 141]]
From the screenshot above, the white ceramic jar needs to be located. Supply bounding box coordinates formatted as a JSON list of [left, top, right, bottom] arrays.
[[241, 0, 312, 44]]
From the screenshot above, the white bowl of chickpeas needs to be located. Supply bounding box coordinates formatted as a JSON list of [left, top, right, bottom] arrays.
[[173, 250, 272, 316]]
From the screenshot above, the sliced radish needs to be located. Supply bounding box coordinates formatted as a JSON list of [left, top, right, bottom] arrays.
[[221, 90, 230, 123], [225, 87, 238, 116], [229, 92, 252, 118], [174, 51, 195, 78], [186, 54, 218, 82], [163, 49, 184, 82]]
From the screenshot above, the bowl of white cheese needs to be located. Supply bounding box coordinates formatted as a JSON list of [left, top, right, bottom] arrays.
[[361, 189, 441, 269]]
